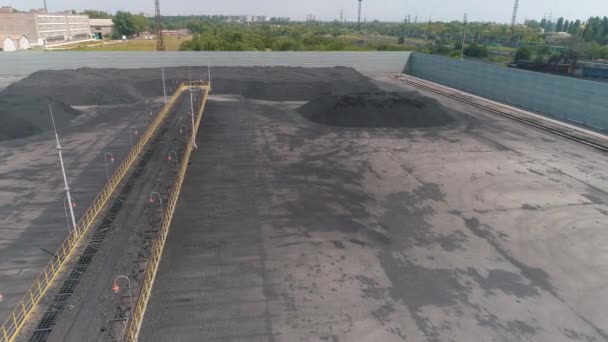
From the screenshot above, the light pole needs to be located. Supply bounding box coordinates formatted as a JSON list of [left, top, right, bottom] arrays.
[[112, 275, 133, 324], [189, 65, 197, 150], [178, 124, 187, 135], [167, 151, 178, 164], [129, 127, 139, 150], [63, 197, 76, 232], [50, 104, 78, 234], [161, 66, 167, 107], [103, 152, 115, 181], [149, 192, 163, 213]]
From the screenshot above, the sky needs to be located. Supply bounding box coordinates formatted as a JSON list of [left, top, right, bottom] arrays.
[[2, 0, 607, 23]]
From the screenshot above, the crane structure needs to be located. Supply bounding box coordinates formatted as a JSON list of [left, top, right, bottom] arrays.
[[155, 0, 165, 51]]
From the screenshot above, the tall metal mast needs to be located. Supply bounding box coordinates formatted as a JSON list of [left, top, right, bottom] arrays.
[[155, 0, 165, 51], [510, 0, 520, 36], [357, 0, 363, 30]]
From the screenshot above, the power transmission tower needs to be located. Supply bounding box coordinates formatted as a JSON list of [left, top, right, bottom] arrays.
[[155, 0, 165, 51], [340, 8, 343, 23], [357, 0, 363, 30], [510, 0, 519, 36]]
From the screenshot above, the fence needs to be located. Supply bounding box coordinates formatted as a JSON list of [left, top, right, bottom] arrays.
[[125, 81, 211, 341], [0, 82, 188, 342], [0, 51, 410, 76], [405, 52, 608, 132]]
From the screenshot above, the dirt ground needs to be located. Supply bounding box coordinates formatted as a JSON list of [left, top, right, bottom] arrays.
[[139, 78, 608, 342]]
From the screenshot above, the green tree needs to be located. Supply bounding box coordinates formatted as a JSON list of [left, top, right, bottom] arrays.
[[82, 10, 112, 19], [113, 11, 137, 37], [514, 46, 532, 61], [464, 43, 488, 57], [556, 17, 564, 32], [563, 20, 569, 33], [132, 15, 149, 34], [540, 18, 547, 29], [569, 20, 581, 34]]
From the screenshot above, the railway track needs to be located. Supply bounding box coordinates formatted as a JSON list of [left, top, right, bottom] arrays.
[[397, 74, 608, 153]]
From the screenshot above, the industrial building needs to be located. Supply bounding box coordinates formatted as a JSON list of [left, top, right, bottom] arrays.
[[89, 19, 114, 39], [0, 7, 92, 46]]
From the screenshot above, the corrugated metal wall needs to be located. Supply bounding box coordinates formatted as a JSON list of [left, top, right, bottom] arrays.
[[0, 51, 410, 76], [405, 52, 608, 132]]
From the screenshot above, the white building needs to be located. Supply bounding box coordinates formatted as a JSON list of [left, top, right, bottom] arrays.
[[0, 35, 17, 51], [0, 7, 92, 46], [18, 35, 31, 49], [223, 15, 269, 24], [0, 34, 31, 51]]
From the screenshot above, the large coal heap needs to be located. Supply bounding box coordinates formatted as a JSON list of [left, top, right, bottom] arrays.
[[0, 97, 81, 141], [0, 66, 379, 141], [299, 92, 455, 128]]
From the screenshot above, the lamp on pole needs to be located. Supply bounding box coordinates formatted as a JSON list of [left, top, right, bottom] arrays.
[[161, 66, 167, 107], [167, 151, 178, 164], [63, 197, 76, 232], [149, 192, 163, 213], [50, 104, 78, 234], [178, 124, 187, 135], [112, 275, 134, 323], [129, 127, 139, 150], [189, 66, 197, 150], [103, 152, 115, 181]]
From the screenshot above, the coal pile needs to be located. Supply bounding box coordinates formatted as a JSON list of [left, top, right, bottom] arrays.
[[0, 66, 379, 141], [207, 66, 378, 101], [299, 92, 454, 128], [0, 96, 80, 141]]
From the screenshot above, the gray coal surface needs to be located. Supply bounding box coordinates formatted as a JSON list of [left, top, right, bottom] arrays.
[[0, 66, 378, 141], [299, 91, 455, 128]]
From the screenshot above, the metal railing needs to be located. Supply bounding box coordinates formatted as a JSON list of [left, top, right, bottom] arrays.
[[0, 82, 190, 342], [125, 82, 211, 341]]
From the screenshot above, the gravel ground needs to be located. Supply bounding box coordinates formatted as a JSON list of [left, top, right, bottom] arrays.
[[139, 77, 608, 342]]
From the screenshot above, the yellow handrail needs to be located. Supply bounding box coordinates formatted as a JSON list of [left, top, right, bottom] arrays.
[[0, 82, 196, 342], [125, 83, 211, 341]]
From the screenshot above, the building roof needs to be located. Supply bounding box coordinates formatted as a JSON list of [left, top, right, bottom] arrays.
[[0, 34, 23, 40], [89, 19, 114, 27]]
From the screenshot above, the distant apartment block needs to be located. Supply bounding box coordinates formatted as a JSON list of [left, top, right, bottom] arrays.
[[0, 6, 92, 46], [223, 15, 269, 24]]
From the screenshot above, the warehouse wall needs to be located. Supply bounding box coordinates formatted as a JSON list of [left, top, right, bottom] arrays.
[[0, 51, 411, 76], [0, 13, 39, 41], [405, 52, 608, 132]]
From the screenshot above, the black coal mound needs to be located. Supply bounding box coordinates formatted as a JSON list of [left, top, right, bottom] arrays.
[[0, 96, 81, 141], [299, 92, 455, 128]]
